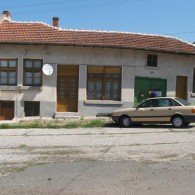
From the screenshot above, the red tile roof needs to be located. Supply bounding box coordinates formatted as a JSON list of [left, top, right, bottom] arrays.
[[1, 20, 195, 55]]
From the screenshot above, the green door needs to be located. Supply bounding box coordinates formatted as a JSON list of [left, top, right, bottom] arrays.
[[134, 77, 167, 106]]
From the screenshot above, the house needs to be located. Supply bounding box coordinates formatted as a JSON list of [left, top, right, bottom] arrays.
[[1, 10, 195, 120]]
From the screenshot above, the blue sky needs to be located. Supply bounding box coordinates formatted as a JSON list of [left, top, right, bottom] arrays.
[[1, 0, 195, 42]]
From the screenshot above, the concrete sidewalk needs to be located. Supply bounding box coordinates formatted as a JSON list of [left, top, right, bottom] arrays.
[[0, 126, 195, 194]]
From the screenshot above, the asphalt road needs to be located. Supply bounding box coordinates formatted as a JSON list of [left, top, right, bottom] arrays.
[[0, 124, 195, 194]]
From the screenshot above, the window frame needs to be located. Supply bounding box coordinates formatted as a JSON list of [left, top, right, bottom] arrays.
[[87, 66, 122, 101], [0, 58, 18, 86], [146, 54, 158, 68], [23, 59, 43, 86]]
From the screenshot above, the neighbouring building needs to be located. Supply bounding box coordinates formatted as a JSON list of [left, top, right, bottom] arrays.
[[1, 11, 195, 120]]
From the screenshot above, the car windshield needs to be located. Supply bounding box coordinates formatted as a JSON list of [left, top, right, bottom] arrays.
[[175, 98, 191, 106]]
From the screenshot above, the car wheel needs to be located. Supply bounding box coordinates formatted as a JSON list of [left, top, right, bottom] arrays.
[[120, 116, 131, 127], [172, 115, 185, 128]]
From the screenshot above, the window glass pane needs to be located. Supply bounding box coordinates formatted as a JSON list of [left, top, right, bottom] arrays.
[[171, 99, 181, 106], [105, 73, 120, 78], [34, 60, 42, 68], [159, 99, 171, 107], [25, 78, 32, 85], [9, 60, 17, 67], [105, 80, 111, 99], [113, 80, 119, 100], [9, 78, 16, 85], [34, 71, 41, 77], [147, 55, 152, 66], [9, 71, 16, 77], [139, 100, 153, 108], [88, 80, 95, 99], [96, 80, 102, 99], [1, 61, 8, 67], [147, 54, 157, 67], [25, 71, 32, 77], [88, 73, 103, 78], [0, 71, 7, 77], [34, 78, 41, 85], [25, 60, 33, 68], [0, 78, 7, 84], [105, 73, 112, 78]]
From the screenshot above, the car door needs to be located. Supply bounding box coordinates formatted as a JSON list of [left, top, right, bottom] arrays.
[[154, 99, 174, 122], [132, 99, 158, 122]]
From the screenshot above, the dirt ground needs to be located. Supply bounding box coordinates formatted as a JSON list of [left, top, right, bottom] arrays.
[[0, 124, 195, 194]]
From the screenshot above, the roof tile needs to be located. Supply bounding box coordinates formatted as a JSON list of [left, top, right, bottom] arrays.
[[0, 21, 195, 55]]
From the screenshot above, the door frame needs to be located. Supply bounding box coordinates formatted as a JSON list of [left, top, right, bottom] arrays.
[[56, 65, 79, 112], [176, 75, 188, 100]]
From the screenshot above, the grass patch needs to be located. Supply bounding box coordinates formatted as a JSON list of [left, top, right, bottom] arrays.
[[0, 119, 110, 129], [143, 160, 158, 165], [0, 124, 10, 129], [19, 144, 27, 148], [159, 154, 178, 159], [82, 119, 106, 128]]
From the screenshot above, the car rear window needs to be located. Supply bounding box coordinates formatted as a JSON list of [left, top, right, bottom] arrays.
[[175, 98, 191, 106]]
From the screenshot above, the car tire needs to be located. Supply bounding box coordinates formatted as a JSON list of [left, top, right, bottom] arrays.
[[120, 115, 131, 127], [172, 115, 185, 128]]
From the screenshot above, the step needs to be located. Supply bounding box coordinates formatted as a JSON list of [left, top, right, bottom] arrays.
[[54, 112, 80, 120]]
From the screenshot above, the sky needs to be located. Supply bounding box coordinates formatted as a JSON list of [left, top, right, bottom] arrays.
[[1, 0, 195, 43]]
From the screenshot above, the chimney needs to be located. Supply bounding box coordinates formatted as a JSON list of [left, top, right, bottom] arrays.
[[0, 11, 12, 24], [53, 17, 59, 27], [3, 11, 11, 18]]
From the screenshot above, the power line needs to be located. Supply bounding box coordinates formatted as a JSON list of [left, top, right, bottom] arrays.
[[165, 31, 195, 36], [4, 0, 144, 15], [1, 0, 83, 9]]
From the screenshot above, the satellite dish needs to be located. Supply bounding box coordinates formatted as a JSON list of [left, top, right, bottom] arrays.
[[42, 64, 53, 76]]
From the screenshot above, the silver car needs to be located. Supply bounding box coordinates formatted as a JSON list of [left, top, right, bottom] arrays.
[[111, 97, 195, 128]]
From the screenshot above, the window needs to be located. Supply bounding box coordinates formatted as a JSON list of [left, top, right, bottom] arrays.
[[24, 101, 40, 116], [146, 54, 158, 67], [158, 99, 172, 107], [139, 99, 158, 108], [87, 66, 121, 101], [0, 59, 17, 85], [23, 59, 43, 86]]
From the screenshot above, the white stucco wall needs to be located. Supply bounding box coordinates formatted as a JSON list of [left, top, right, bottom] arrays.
[[0, 44, 195, 118]]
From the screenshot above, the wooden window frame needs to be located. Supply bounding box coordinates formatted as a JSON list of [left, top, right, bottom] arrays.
[[87, 66, 121, 101], [0, 58, 18, 86], [23, 59, 43, 86], [146, 54, 158, 67]]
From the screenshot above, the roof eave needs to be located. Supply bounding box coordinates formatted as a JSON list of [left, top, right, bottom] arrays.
[[0, 42, 195, 56]]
